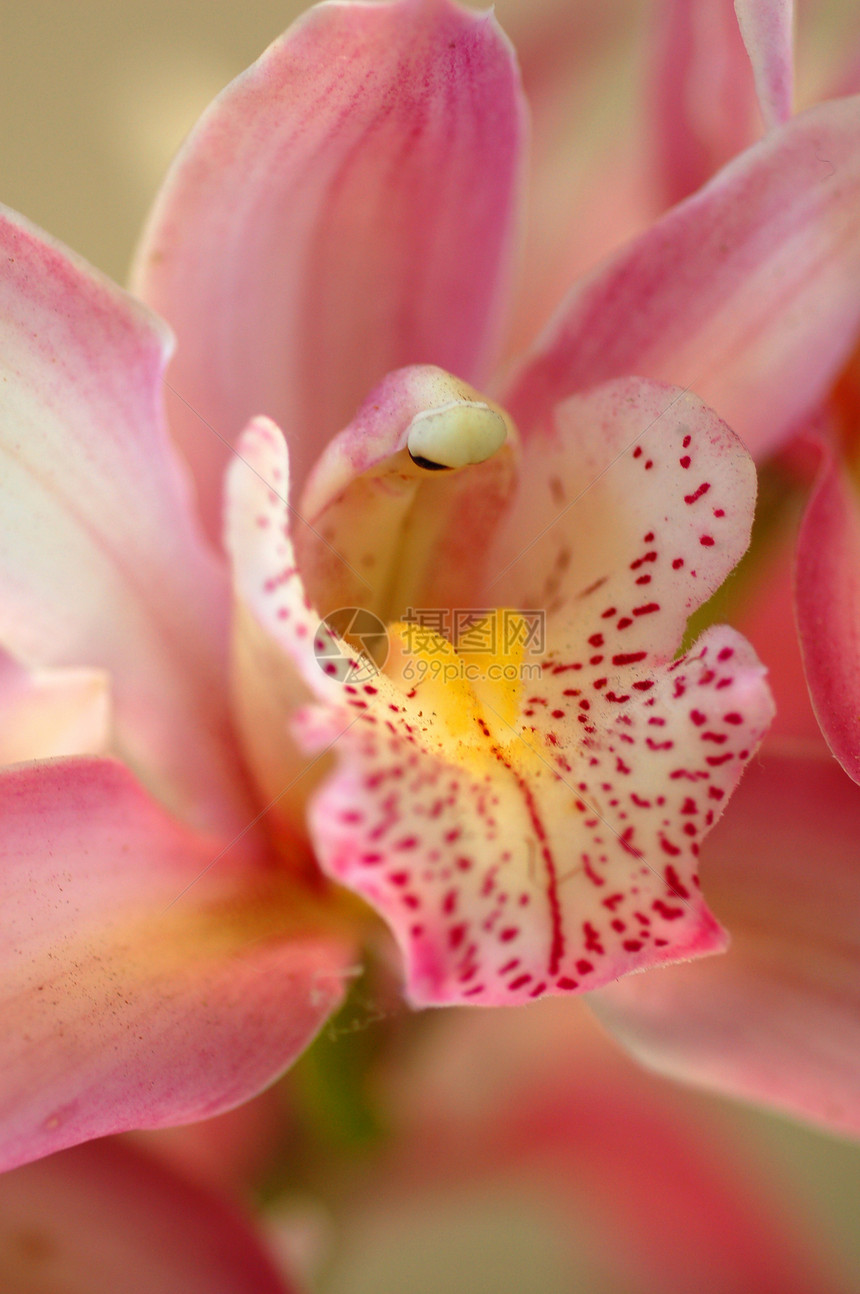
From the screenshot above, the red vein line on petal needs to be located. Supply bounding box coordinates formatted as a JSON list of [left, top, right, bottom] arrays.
[[479, 694, 701, 917]]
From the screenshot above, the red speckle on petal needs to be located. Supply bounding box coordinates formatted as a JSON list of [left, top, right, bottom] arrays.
[[664, 866, 690, 899], [449, 923, 467, 950], [653, 900, 684, 920], [583, 922, 604, 954]]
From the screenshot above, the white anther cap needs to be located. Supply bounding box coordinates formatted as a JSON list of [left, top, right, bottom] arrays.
[[406, 401, 508, 470]]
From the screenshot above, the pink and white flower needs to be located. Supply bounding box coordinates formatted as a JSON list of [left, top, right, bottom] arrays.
[[2, 0, 860, 1173]]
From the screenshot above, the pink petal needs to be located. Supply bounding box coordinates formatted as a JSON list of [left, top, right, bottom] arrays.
[[504, 96, 860, 462], [488, 378, 757, 660], [735, 0, 795, 129], [225, 417, 353, 837], [498, 1, 661, 361], [0, 1139, 295, 1294], [134, 0, 525, 544], [650, 0, 763, 207], [795, 452, 860, 783], [0, 207, 247, 832], [0, 758, 348, 1171], [131, 1091, 285, 1195], [733, 530, 824, 745], [0, 648, 109, 763], [591, 750, 860, 1138]]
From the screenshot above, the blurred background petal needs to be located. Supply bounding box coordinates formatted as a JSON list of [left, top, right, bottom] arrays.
[[0, 1138, 296, 1293]]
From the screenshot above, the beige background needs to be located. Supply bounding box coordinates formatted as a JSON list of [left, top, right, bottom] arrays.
[[2, 0, 594, 284]]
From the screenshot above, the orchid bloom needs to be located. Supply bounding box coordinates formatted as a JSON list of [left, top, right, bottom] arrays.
[[4, 0, 860, 1176]]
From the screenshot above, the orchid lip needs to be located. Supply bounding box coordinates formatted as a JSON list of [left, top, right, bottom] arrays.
[[229, 376, 774, 1010]]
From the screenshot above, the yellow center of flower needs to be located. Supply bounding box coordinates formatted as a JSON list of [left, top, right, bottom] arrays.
[[386, 609, 532, 757]]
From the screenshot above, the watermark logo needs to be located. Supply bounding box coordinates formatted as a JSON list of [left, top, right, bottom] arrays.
[[400, 607, 545, 656], [313, 607, 546, 684], [313, 607, 389, 683]]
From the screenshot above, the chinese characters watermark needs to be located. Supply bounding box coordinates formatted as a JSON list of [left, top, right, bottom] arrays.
[[314, 606, 546, 684]]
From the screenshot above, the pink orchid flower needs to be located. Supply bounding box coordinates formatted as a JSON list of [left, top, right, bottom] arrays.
[[3, 0, 860, 1173]]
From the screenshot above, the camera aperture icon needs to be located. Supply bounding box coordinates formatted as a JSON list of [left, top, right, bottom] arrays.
[[314, 607, 389, 683]]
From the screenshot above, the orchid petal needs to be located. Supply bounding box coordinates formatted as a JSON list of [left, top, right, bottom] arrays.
[[735, 0, 795, 130], [795, 453, 860, 783], [651, 0, 763, 206], [134, 0, 525, 544], [0, 649, 109, 763], [130, 1091, 285, 1195], [0, 758, 348, 1171], [733, 532, 825, 745], [0, 207, 248, 832], [487, 378, 757, 661], [0, 1140, 295, 1294], [591, 751, 860, 1138], [499, 2, 659, 361], [504, 96, 860, 462], [226, 402, 771, 1006], [225, 417, 351, 838]]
